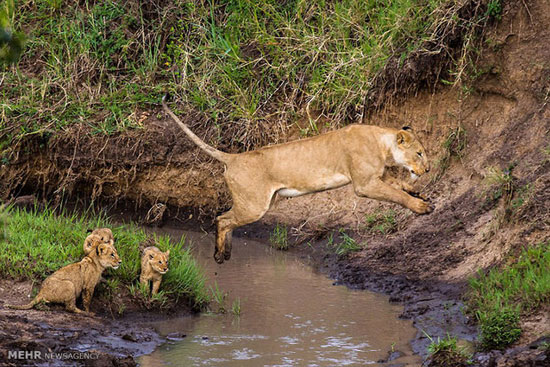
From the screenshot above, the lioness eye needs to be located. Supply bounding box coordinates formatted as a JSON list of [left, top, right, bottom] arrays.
[[417, 152, 423, 157]]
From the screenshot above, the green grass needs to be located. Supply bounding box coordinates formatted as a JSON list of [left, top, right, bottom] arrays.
[[426, 334, 471, 367], [209, 281, 227, 314], [1, 0, 491, 154], [468, 242, 550, 350], [0, 205, 209, 310], [327, 229, 365, 256], [231, 297, 241, 316], [269, 223, 288, 250], [364, 209, 397, 235]]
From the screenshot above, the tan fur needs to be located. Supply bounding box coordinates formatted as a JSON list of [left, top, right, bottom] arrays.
[[163, 99, 433, 264], [139, 246, 169, 295], [83, 228, 114, 255], [8, 238, 122, 313]]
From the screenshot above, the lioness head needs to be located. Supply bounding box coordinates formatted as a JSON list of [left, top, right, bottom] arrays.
[[393, 127, 430, 179], [147, 249, 170, 275], [94, 241, 122, 270]]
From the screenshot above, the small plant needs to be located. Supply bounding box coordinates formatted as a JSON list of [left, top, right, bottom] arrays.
[[328, 229, 364, 256], [270, 223, 288, 251], [483, 165, 515, 203], [231, 298, 241, 316], [210, 282, 227, 314], [434, 126, 467, 181], [541, 145, 550, 163], [128, 282, 169, 310], [478, 309, 521, 350], [485, 0, 502, 21], [364, 209, 397, 235], [426, 334, 470, 367]]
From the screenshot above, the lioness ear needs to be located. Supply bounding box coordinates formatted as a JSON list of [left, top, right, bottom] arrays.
[[396, 131, 409, 145]]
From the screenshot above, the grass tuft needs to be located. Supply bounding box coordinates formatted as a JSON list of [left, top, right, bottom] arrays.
[[328, 229, 365, 256], [269, 223, 288, 250], [426, 334, 471, 367], [364, 209, 397, 235]]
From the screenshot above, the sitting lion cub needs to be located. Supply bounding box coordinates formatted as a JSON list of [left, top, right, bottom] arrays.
[[83, 227, 114, 255], [8, 235, 122, 314], [140, 246, 170, 295]]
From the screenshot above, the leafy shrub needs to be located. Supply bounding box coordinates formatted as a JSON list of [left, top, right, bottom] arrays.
[[478, 309, 521, 350]]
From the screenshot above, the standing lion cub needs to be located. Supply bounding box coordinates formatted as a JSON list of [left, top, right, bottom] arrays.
[[140, 246, 169, 295], [7, 235, 122, 314]]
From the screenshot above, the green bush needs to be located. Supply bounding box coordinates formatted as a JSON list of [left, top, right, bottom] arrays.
[[478, 309, 521, 350]]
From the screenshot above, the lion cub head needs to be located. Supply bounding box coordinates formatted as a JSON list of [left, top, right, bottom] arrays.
[[86, 234, 122, 269], [83, 228, 114, 255], [144, 247, 170, 275], [392, 126, 430, 179]]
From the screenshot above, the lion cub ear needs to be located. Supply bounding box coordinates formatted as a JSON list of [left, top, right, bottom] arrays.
[[165, 250, 170, 257], [149, 253, 155, 260], [97, 243, 107, 255], [396, 131, 412, 145]]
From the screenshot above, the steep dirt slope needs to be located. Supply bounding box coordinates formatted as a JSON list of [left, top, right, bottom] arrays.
[[3, 0, 549, 279]]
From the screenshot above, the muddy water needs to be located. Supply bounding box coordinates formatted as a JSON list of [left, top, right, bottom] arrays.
[[138, 229, 420, 367]]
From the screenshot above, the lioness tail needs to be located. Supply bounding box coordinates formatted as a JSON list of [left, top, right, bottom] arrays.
[[162, 95, 230, 163]]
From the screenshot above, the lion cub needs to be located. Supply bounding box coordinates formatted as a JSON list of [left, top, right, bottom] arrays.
[[83, 227, 114, 255], [140, 246, 170, 295], [8, 235, 122, 314]]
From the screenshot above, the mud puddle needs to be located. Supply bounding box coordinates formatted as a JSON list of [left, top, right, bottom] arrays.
[[138, 228, 421, 367]]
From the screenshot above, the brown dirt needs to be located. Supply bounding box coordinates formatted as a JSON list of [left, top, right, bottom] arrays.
[[0, 279, 191, 366]]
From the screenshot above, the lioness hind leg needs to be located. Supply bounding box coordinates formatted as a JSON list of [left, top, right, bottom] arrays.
[[214, 195, 274, 264], [224, 230, 233, 261]]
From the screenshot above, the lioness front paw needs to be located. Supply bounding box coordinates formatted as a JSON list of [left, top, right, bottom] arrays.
[[411, 198, 433, 214]]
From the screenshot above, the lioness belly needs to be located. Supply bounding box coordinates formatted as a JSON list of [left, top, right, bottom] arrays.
[[277, 173, 350, 197]]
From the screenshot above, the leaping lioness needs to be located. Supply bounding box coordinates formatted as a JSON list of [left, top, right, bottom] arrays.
[[163, 96, 432, 264]]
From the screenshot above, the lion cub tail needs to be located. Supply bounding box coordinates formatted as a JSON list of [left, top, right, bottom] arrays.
[[162, 95, 230, 164], [6, 297, 41, 310]]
